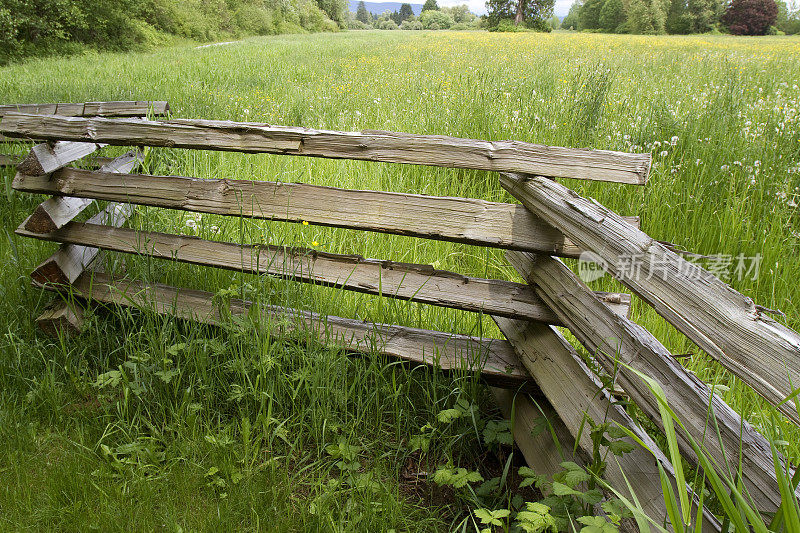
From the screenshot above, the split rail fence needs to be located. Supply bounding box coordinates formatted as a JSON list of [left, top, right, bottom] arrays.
[[3, 105, 800, 531]]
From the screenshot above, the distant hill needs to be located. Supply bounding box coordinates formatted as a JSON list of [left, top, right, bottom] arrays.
[[349, 1, 423, 15]]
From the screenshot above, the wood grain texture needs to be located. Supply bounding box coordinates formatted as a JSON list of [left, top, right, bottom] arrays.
[[489, 388, 646, 530], [29, 203, 133, 286], [35, 299, 84, 336], [22, 151, 143, 233], [1, 154, 115, 167], [507, 250, 792, 514], [17, 141, 100, 175], [500, 172, 800, 425], [16, 220, 630, 323], [493, 317, 720, 531], [0, 101, 169, 117], [491, 388, 580, 478], [12, 168, 639, 258], [37, 271, 531, 389], [0, 114, 651, 184]]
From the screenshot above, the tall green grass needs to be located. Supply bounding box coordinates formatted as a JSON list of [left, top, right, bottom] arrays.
[[0, 31, 799, 529]]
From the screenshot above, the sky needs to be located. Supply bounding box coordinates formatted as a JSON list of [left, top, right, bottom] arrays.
[[438, 0, 574, 17]]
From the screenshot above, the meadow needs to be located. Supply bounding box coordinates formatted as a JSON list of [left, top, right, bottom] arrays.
[[0, 30, 799, 530]]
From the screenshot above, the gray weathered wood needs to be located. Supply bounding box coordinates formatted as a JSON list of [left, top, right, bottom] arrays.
[[1, 154, 115, 167], [0, 101, 169, 117], [29, 151, 142, 335], [0, 114, 651, 184], [17, 220, 630, 323], [37, 271, 531, 389], [491, 388, 580, 478], [491, 389, 641, 533], [23, 151, 143, 233], [29, 204, 133, 286], [12, 168, 639, 258], [35, 298, 85, 336], [493, 317, 720, 531], [17, 141, 100, 176], [507, 250, 793, 514], [500, 172, 800, 425]]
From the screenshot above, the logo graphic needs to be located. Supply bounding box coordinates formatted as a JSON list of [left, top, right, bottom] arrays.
[[577, 251, 608, 283]]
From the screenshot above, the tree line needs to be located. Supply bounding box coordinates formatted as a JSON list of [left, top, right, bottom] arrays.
[[0, 0, 349, 64], [560, 0, 800, 35], [350, 0, 479, 30]]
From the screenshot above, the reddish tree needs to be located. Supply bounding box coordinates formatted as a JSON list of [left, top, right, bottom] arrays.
[[722, 0, 778, 34]]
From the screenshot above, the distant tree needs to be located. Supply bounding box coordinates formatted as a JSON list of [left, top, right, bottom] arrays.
[[375, 9, 395, 26], [776, 0, 800, 33], [578, 0, 604, 28], [399, 2, 415, 19], [599, 0, 626, 30], [517, 0, 555, 24], [315, 0, 348, 25], [622, 0, 668, 33], [666, 0, 693, 32], [486, 0, 554, 27], [550, 14, 561, 27], [420, 8, 454, 26], [687, 0, 719, 31], [561, 1, 581, 28], [422, 0, 440, 10], [442, 4, 475, 22], [722, 0, 777, 33], [356, 0, 370, 22]]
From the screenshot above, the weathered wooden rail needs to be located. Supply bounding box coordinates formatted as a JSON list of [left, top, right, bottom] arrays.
[[0, 100, 169, 118], [3, 106, 798, 529], [0, 100, 169, 163], [0, 113, 650, 184]]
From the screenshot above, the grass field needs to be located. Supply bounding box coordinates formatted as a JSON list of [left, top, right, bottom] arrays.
[[1, 30, 799, 531]]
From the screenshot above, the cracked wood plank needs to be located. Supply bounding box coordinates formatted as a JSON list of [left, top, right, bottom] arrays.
[[0, 101, 169, 117], [0, 114, 651, 184], [23, 151, 143, 234], [506, 250, 793, 515], [12, 168, 639, 258], [17, 141, 101, 176], [500, 172, 800, 426], [17, 220, 630, 323], [28, 204, 133, 286], [494, 317, 720, 531], [37, 271, 532, 390]]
